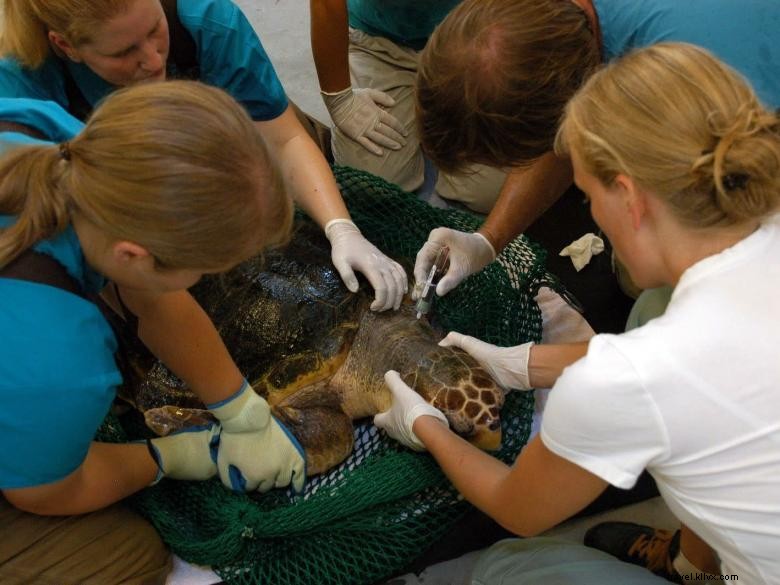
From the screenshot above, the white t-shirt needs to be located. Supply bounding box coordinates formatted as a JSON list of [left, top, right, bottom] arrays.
[[541, 214, 780, 584]]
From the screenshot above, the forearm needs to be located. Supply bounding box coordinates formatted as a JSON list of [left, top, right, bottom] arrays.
[[3, 442, 157, 516], [256, 113, 351, 228], [120, 288, 244, 404], [310, 0, 350, 93], [414, 419, 607, 536], [528, 342, 589, 388], [479, 152, 573, 252], [413, 416, 516, 525]]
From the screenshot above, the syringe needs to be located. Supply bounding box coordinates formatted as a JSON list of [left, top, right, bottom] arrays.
[[415, 246, 450, 319]]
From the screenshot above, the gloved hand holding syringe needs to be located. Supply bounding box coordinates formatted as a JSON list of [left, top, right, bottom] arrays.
[[414, 245, 450, 319]]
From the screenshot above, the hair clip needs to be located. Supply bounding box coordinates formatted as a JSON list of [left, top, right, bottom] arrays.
[[722, 173, 749, 191], [59, 141, 71, 161]]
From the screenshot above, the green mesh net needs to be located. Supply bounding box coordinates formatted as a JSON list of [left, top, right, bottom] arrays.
[[98, 166, 560, 585]]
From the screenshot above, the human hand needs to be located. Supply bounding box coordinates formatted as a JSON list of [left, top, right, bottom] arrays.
[[208, 382, 306, 493], [412, 228, 495, 299], [321, 87, 407, 155], [147, 424, 219, 483], [439, 332, 534, 391], [373, 370, 449, 451], [325, 218, 408, 311]]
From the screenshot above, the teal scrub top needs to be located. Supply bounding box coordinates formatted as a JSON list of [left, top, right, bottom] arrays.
[[0, 97, 83, 154], [594, 0, 780, 109], [347, 0, 461, 50], [0, 101, 119, 489], [0, 216, 120, 489], [0, 0, 288, 121]]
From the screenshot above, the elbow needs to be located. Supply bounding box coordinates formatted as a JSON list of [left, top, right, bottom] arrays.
[[495, 515, 553, 539], [4, 493, 55, 516]]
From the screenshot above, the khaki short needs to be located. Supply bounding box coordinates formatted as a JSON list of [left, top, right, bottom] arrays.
[[0, 495, 171, 585], [335, 29, 506, 214]]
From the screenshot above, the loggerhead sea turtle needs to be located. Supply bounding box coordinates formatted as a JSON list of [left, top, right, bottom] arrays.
[[117, 221, 505, 475]]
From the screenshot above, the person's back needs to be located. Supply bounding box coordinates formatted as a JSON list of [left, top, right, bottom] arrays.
[[595, 0, 780, 109]]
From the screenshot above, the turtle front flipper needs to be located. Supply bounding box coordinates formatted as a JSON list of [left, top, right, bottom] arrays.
[[272, 386, 354, 476]]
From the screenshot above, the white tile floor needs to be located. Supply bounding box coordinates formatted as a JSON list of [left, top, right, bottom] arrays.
[[166, 2, 679, 583]]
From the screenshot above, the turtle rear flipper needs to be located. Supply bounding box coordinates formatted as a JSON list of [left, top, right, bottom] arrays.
[[273, 402, 354, 476]]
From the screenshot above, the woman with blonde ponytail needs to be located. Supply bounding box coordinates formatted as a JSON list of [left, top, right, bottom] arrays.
[[0, 0, 408, 312], [0, 80, 307, 584], [374, 44, 780, 585]]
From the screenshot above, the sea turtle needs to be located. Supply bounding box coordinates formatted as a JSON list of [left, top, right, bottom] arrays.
[[117, 221, 505, 475]]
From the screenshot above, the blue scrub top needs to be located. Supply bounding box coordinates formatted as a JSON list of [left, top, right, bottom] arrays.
[[0, 0, 288, 121], [594, 0, 780, 109], [0, 217, 120, 489], [0, 97, 84, 154], [0, 102, 119, 489], [347, 0, 461, 50]]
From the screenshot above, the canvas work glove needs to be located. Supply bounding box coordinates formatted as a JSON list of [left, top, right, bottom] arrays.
[[208, 381, 306, 493], [373, 370, 449, 451], [147, 424, 220, 484], [439, 332, 535, 391], [325, 218, 408, 311], [413, 228, 495, 299], [321, 87, 407, 155]]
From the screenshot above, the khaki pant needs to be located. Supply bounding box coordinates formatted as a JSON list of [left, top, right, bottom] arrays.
[[0, 495, 171, 585], [335, 29, 506, 214], [470, 537, 670, 584]]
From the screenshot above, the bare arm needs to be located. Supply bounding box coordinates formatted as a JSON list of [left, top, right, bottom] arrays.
[[118, 288, 244, 405], [479, 152, 574, 251], [310, 0, 350, 93], [413, 420, 608, 536], [528, 342, 589, 389], [3, 442, 157, 515], [255, 106, 350, 227]]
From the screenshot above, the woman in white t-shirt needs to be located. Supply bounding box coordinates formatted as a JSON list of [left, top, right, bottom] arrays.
[[374, 42, 780, 585]]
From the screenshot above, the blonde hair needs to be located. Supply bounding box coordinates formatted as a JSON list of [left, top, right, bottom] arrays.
[[556, 43, 780, 228], [416, 0, 599, 173], [0, 80, 291, 271], [0, 0, 130, 68]]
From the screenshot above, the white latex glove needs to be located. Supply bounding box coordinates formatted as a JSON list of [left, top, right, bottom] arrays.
[[321, 87, 407, 155], [412, 228, 496, 299], [439, 332, 535, 391], [374, 371, 449, 451], [208, 382, 306, 493], [325, 218, 408, 311]]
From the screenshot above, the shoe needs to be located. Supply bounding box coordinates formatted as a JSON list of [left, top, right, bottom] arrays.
[[584, 521, 682, 583]]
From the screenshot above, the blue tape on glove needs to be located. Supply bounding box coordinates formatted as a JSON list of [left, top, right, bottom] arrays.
[[228, 464, 247, 492], [274, 417, 307, 494]]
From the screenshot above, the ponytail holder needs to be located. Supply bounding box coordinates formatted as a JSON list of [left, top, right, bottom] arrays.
[[722, 173, 749, 191], [58, 141, 71, 161]]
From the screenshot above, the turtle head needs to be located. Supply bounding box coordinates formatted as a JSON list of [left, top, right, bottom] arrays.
[[407, 346, 505, 451]]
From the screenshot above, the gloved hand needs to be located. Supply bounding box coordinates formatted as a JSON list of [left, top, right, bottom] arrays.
[[147, 424, 220, 484], [208, 381, 306, 493], [373, 370, 449, 451], [321, 87, 407, 156], [325, 218, 408, 311], [412, 228, 496, 299], [439, 332, 535, 391]]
